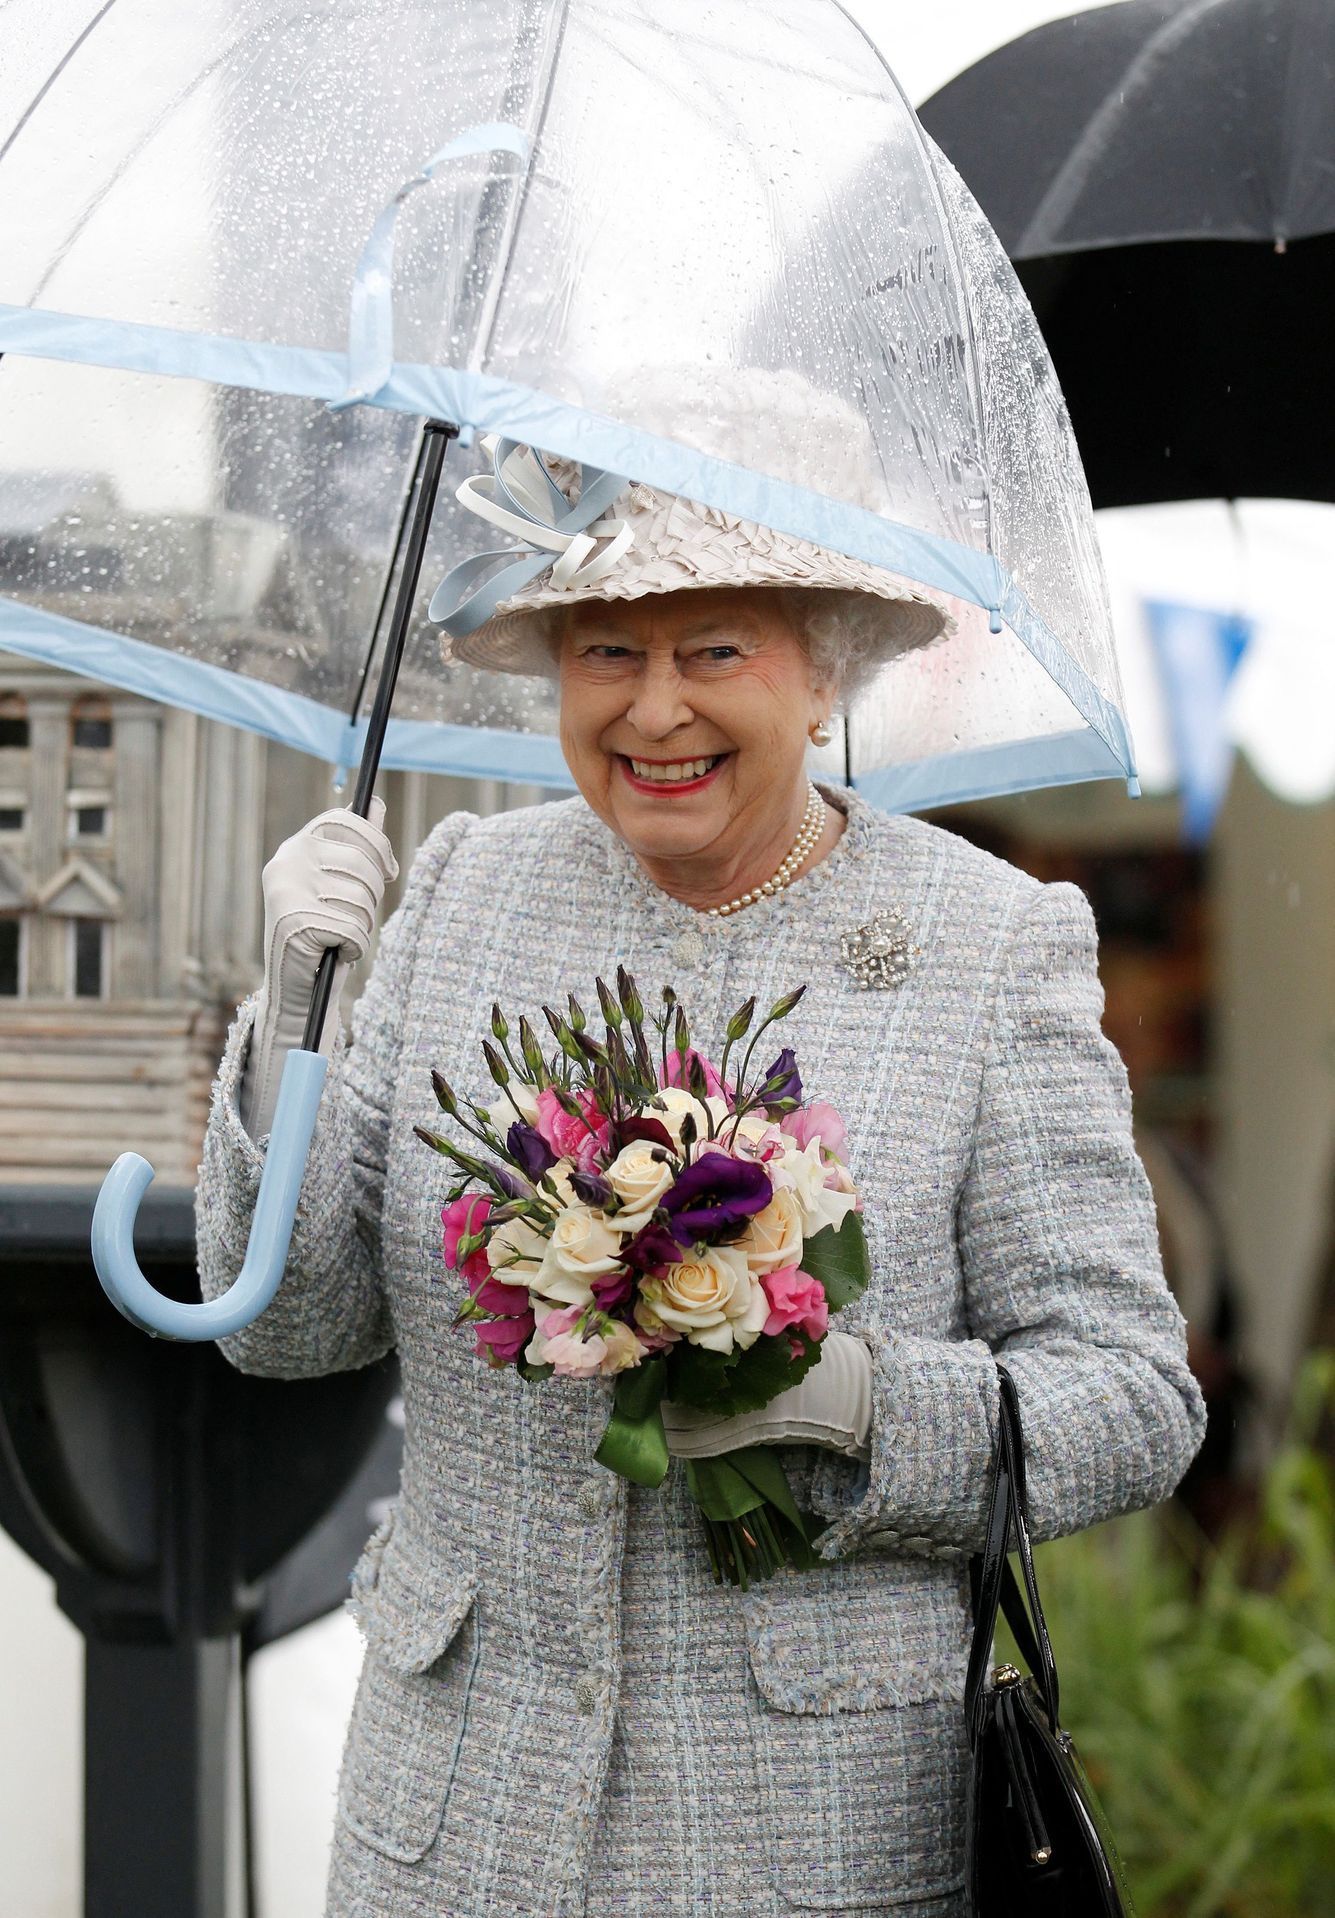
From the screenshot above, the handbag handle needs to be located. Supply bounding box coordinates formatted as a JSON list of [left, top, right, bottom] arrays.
[[964, 1363, 1062, 1741]]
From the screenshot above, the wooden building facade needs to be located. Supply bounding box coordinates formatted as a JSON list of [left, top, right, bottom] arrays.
[[0, 648, 546, 1186], [0, 654, 266, 1184]]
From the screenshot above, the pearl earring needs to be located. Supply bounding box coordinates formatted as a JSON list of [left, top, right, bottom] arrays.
[[809, 718, 834, 748]]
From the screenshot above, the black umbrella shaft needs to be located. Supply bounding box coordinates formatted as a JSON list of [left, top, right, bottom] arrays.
[[302, 418, 457, 1053]]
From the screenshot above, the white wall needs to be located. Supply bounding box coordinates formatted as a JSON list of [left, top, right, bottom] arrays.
[[0, 1534, 82, 1918]]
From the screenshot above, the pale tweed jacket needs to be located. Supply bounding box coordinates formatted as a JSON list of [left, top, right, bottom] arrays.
[[196, 785, 1206, 1918]]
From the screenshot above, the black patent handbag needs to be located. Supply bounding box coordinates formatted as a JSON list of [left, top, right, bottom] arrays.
[[964, 1363, 1138, 1916]]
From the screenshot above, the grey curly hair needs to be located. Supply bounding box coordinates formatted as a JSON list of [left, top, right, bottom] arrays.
[[785, 587, 941, 707]]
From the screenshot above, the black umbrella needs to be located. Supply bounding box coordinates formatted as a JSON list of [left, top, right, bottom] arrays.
[[919, 0, 1335, 507]]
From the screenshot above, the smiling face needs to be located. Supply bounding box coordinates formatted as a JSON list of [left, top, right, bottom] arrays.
[[556, 586, 836, 901]]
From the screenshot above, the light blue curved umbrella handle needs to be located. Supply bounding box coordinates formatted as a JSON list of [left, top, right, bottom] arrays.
[[92, 1049, 330, 1342]]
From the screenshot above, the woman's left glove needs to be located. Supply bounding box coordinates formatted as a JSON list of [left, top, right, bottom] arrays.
[[661, 1329, 873, 1461]]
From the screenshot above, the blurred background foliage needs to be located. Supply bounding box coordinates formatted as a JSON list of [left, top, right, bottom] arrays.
[[996, 1346, 1335, 1917]]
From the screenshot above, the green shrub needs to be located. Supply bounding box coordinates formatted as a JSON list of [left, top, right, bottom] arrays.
[[995, 1349, 1335, 1917]]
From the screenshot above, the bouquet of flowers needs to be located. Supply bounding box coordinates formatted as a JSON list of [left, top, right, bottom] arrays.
[[416, 969, 870, 1586]]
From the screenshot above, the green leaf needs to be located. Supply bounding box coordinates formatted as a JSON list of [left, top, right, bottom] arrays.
[[801, 1210, 871, 1311], [684, 1448, 820, 1585], [682, 1453, 767, 1521], [516, 1358, 554, 1383], [665, 1339, 738, 1410], [595, 1357, 669, 1487], [664, 1324, 824, 1416]]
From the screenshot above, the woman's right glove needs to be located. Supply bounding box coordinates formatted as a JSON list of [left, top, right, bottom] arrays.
[[238, 799, 399, 1140]]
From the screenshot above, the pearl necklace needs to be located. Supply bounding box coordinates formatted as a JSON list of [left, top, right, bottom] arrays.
[[704, 783, 826, 918]]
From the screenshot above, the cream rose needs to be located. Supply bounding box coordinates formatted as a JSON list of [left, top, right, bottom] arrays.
[[735, 1185, 805, 1275], [650, 1086, 730, 1149], [486, 1213, 548, 1285], [543, 1158, 580, 1207], [640, 1245, 769, 1353], [534, 1204, 624, 1307], [603, 1139, 675, 1232]]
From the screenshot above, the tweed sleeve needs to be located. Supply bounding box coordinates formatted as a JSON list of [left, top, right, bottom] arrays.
[[194, 810, 473, 1378], [814, 879, 1208, 1562]]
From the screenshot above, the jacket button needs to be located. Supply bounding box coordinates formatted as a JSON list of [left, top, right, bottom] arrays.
[[573, 1672, 600, 1714], [577, 1476, 606, 1519]]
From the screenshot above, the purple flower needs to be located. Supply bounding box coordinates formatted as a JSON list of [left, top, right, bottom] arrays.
[[621, 1220, 682, 1275], [661, 1154, 772, 1246], [507, 1121, 557, 1182], [761, 1047, 802, 1108], [591, 1268, 635, 1312], [487, 1160, 535, 1201], [614, 1115, 675, 1155], [569, 1166, 614, 1208]]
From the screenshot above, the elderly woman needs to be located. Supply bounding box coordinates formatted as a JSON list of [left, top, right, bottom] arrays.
[[197, 431, 1206, 1918]]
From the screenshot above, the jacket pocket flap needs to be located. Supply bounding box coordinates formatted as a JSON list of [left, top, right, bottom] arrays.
[[345, 1505, 477, 1675], [743, 1554, 971, 1714]]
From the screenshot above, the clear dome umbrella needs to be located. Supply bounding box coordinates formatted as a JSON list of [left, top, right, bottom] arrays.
[[0, 0, 1137, 1338]]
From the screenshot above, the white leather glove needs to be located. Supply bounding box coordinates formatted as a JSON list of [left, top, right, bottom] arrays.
[[238, 799, 399, 1140], [661, 1329, 873, 1461]]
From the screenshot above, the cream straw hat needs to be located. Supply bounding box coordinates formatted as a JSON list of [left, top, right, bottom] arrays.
[[430, 367, 955, 677]]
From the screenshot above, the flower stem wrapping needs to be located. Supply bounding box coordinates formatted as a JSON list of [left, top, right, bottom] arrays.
[[683, 1447, 820, 1588]]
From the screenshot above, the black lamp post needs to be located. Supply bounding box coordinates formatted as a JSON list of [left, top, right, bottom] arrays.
[[0, 1184, 403, 1918]]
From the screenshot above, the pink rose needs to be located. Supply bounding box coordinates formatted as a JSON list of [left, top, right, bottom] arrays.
[[572, 1126, 608, 1176], [442, 1194, 494, 1283], [780, 1100, 847, 1163], [760, 1266, 829, 1341], [474, 1309, 535, 1366], [535, 1086, 610, 1162], [659, 1047, 728, 1101]]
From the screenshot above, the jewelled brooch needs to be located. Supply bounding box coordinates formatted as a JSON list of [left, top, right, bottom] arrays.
[[838, 909, 918, 989]]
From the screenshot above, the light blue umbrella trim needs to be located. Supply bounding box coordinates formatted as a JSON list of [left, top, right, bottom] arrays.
[[0, 300, 1134, 782], [855, 727, 1138, 812], [0, 593, 575, 784], [0, 595, 1135, 807], [331, 122, 530, 410], [0, 594, 351, 752], [376, 718, 573, 786]]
